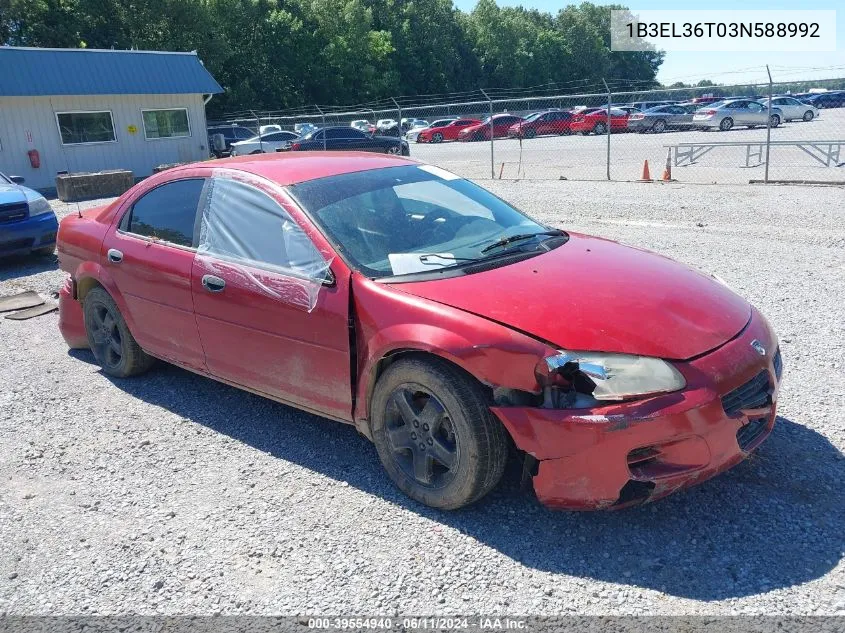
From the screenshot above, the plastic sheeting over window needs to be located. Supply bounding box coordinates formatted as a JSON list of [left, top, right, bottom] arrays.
[[197, 172, 332, 313]]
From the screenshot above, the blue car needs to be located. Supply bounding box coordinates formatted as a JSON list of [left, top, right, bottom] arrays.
[[0, 172, 58, 257]]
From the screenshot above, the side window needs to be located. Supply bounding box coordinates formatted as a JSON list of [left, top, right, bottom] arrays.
[[122, 179, 205, 247], [748, 102, 763, 112], [199, 178, 325, 276]]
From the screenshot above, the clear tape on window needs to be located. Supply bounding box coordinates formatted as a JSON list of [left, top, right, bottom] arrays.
[[197, 169, 333, 313]]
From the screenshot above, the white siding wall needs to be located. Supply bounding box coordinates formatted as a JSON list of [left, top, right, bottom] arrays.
[[0, 93, 210, 191]]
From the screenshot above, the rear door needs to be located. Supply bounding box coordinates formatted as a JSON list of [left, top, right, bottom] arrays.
[[104, 178, 207, 371], [191, 174, 352, 420]]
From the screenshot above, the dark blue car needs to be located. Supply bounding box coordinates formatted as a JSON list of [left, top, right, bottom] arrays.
[[0, 172, 58, 257]]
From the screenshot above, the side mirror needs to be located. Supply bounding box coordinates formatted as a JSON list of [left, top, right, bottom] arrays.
[[10, 176, 25, 184]]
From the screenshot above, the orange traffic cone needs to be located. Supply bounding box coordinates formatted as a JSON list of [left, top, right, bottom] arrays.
[[638, 159, 653, 182], [661, 148, 672, 181]]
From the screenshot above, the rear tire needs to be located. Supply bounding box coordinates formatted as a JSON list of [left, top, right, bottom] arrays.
[[83, 287, 155, 378], [769, 114, 780, 128], [719, 117, 733, 132], [652, 119, 666, 133], [370, 357, 508, 510], [432, 132, 443, 143]]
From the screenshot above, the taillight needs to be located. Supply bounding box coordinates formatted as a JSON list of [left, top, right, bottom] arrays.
[[290, 142, 301, 151]]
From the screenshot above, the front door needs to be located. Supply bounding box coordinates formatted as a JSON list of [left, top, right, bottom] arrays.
[[190, 174, 353, 421], [104, 178, 207, 371]]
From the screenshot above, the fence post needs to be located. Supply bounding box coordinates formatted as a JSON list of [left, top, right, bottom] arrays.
[[764, 65, 773, 184], [391, 97, 402, 154], [316, 105, 326, 150], [602, 79, 611, 181], [251, 110, 263, 153], [480, 89, 494, 178]]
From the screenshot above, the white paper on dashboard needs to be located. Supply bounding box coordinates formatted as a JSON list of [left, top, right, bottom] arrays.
[[388, 253, 456, 275]]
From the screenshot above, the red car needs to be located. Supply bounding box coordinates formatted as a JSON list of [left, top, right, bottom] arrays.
[[570, 108, 630, 135], [508, 110, 574, 138], [416, 119, 480, 143], [56, 153, 782, 511], [458, 114, 525, 141]]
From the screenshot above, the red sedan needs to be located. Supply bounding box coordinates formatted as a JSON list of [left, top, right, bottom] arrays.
[[416, 119, 480, 143], [570, 108, 630, 135], [56, 153, 782, 511], [458, 114, 524, 141], [508, 110, 574, 138]]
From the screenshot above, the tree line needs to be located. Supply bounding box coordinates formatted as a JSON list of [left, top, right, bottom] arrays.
[[1, 0, 664, 116]]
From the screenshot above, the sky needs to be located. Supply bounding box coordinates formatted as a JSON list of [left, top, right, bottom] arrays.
[[451, 0, 845, 86]]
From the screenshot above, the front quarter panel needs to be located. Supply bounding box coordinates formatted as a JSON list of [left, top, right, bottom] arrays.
[[352, 275, 554, 424]]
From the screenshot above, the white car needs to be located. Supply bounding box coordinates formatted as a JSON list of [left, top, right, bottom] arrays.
[[230, 131, 300, 155], [259, 124, 282, 134], [295, 122, 317, 135], [350, 120, 373, 133], [376, 119, 397, 130], [757, 96, 819, 122], [406, 117, 457, 142]]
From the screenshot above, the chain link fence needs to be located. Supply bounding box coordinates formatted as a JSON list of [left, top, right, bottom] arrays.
[[212, 75, 845, 185]]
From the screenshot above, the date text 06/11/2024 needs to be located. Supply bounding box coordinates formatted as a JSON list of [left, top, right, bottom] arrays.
[[307, 617, 528, 630]]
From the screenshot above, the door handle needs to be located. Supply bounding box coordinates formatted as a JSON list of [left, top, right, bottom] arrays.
[[202, 274, 226, 293], [107, 248, 123, 263]]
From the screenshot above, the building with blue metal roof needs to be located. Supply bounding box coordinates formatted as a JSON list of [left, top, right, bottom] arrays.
[[0, 47, 224, 190]]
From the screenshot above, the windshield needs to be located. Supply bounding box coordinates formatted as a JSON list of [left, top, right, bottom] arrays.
[[289, 165, 560, 279]]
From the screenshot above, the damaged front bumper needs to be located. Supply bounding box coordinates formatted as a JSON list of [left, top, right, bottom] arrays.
[[490, 309, 781, 510]]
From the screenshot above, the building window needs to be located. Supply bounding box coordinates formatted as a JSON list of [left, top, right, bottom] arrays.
[[142, 109, 191, 140], [56, 111, 117, 145]]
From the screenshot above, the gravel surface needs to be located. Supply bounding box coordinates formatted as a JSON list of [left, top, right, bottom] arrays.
[[1, 181, 843, 616]]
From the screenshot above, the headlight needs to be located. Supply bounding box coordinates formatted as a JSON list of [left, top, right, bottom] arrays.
[[537, 351, 686, 402], [28, 197, 54, 217]]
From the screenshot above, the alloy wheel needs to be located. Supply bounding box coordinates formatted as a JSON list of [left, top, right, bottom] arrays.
[[90, 303, 123, 370], [384, 385, 458, 488]]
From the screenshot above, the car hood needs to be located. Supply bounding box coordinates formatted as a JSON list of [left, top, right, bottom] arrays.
[[393, 233, 751, 360], [0, 182, 41, 205]]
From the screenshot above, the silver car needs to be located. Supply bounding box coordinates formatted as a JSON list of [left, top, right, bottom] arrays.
[[758, 96, 819, 122], [693, 99, 783, 131]]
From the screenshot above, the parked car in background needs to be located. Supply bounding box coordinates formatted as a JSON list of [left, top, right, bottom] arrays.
[[0, 171, 58, 257], [55, 154, 783, 511], [403, 120, 430, 141], [288, 127, 409, 155], [507, 110, 574, 138], [693, 99, 783, 131], [570, 108, 630, 135], [625, 100, 677, 111], [757, 97, 819, 122], [376, 119, 398, 132], [689, 96, 724, 105], [804, 92, 845, 109], [259, 124, 282, 134], [295, 122, 317, 136], [406, 119, 455, 143], [350, 120, 373, 133], [458, 114, 525, 141], [416, 119, 479, 143], [400, 118, 428, 132], [230, 131, 301, 155], [616, 106, 642, 116], [627, 103, 700, 133], [207, 125, 255, 158]]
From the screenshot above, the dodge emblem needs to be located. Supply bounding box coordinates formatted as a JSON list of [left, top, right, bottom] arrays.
[[751, 340, 766, 356]]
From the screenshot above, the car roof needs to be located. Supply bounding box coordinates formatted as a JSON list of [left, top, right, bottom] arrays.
[[172, 152, 415, 186]]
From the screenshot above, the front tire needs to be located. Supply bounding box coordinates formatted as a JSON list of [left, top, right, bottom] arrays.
[[83, 287, 155, 378], [803, 110, 814, 122], [431, 132, 443, 143], [769, 114, 781, 127], [371, 357, 508, 510], [593, 122, 607, 135], [652, 119, 666, 133], [524, 128, 536, 139]]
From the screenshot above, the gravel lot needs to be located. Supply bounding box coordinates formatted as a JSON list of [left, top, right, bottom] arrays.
[[412, 108, 845, 184], [1, 180, 844, 617]]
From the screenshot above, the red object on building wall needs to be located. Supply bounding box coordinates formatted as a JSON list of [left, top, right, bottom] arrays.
[[27, 149, 41, 168]]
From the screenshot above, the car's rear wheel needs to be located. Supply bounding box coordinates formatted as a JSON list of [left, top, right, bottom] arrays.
[[386, 145, 402, 154], [83, 287, 155, 378], [719, 117, 733, 131], [769, 114, 781, 127], [652, 119, 666, 133], [803, 110, 814, 122], [371, 357, 508, 510], [593, 122, 607, 135], [431, 132, 443, 143]]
